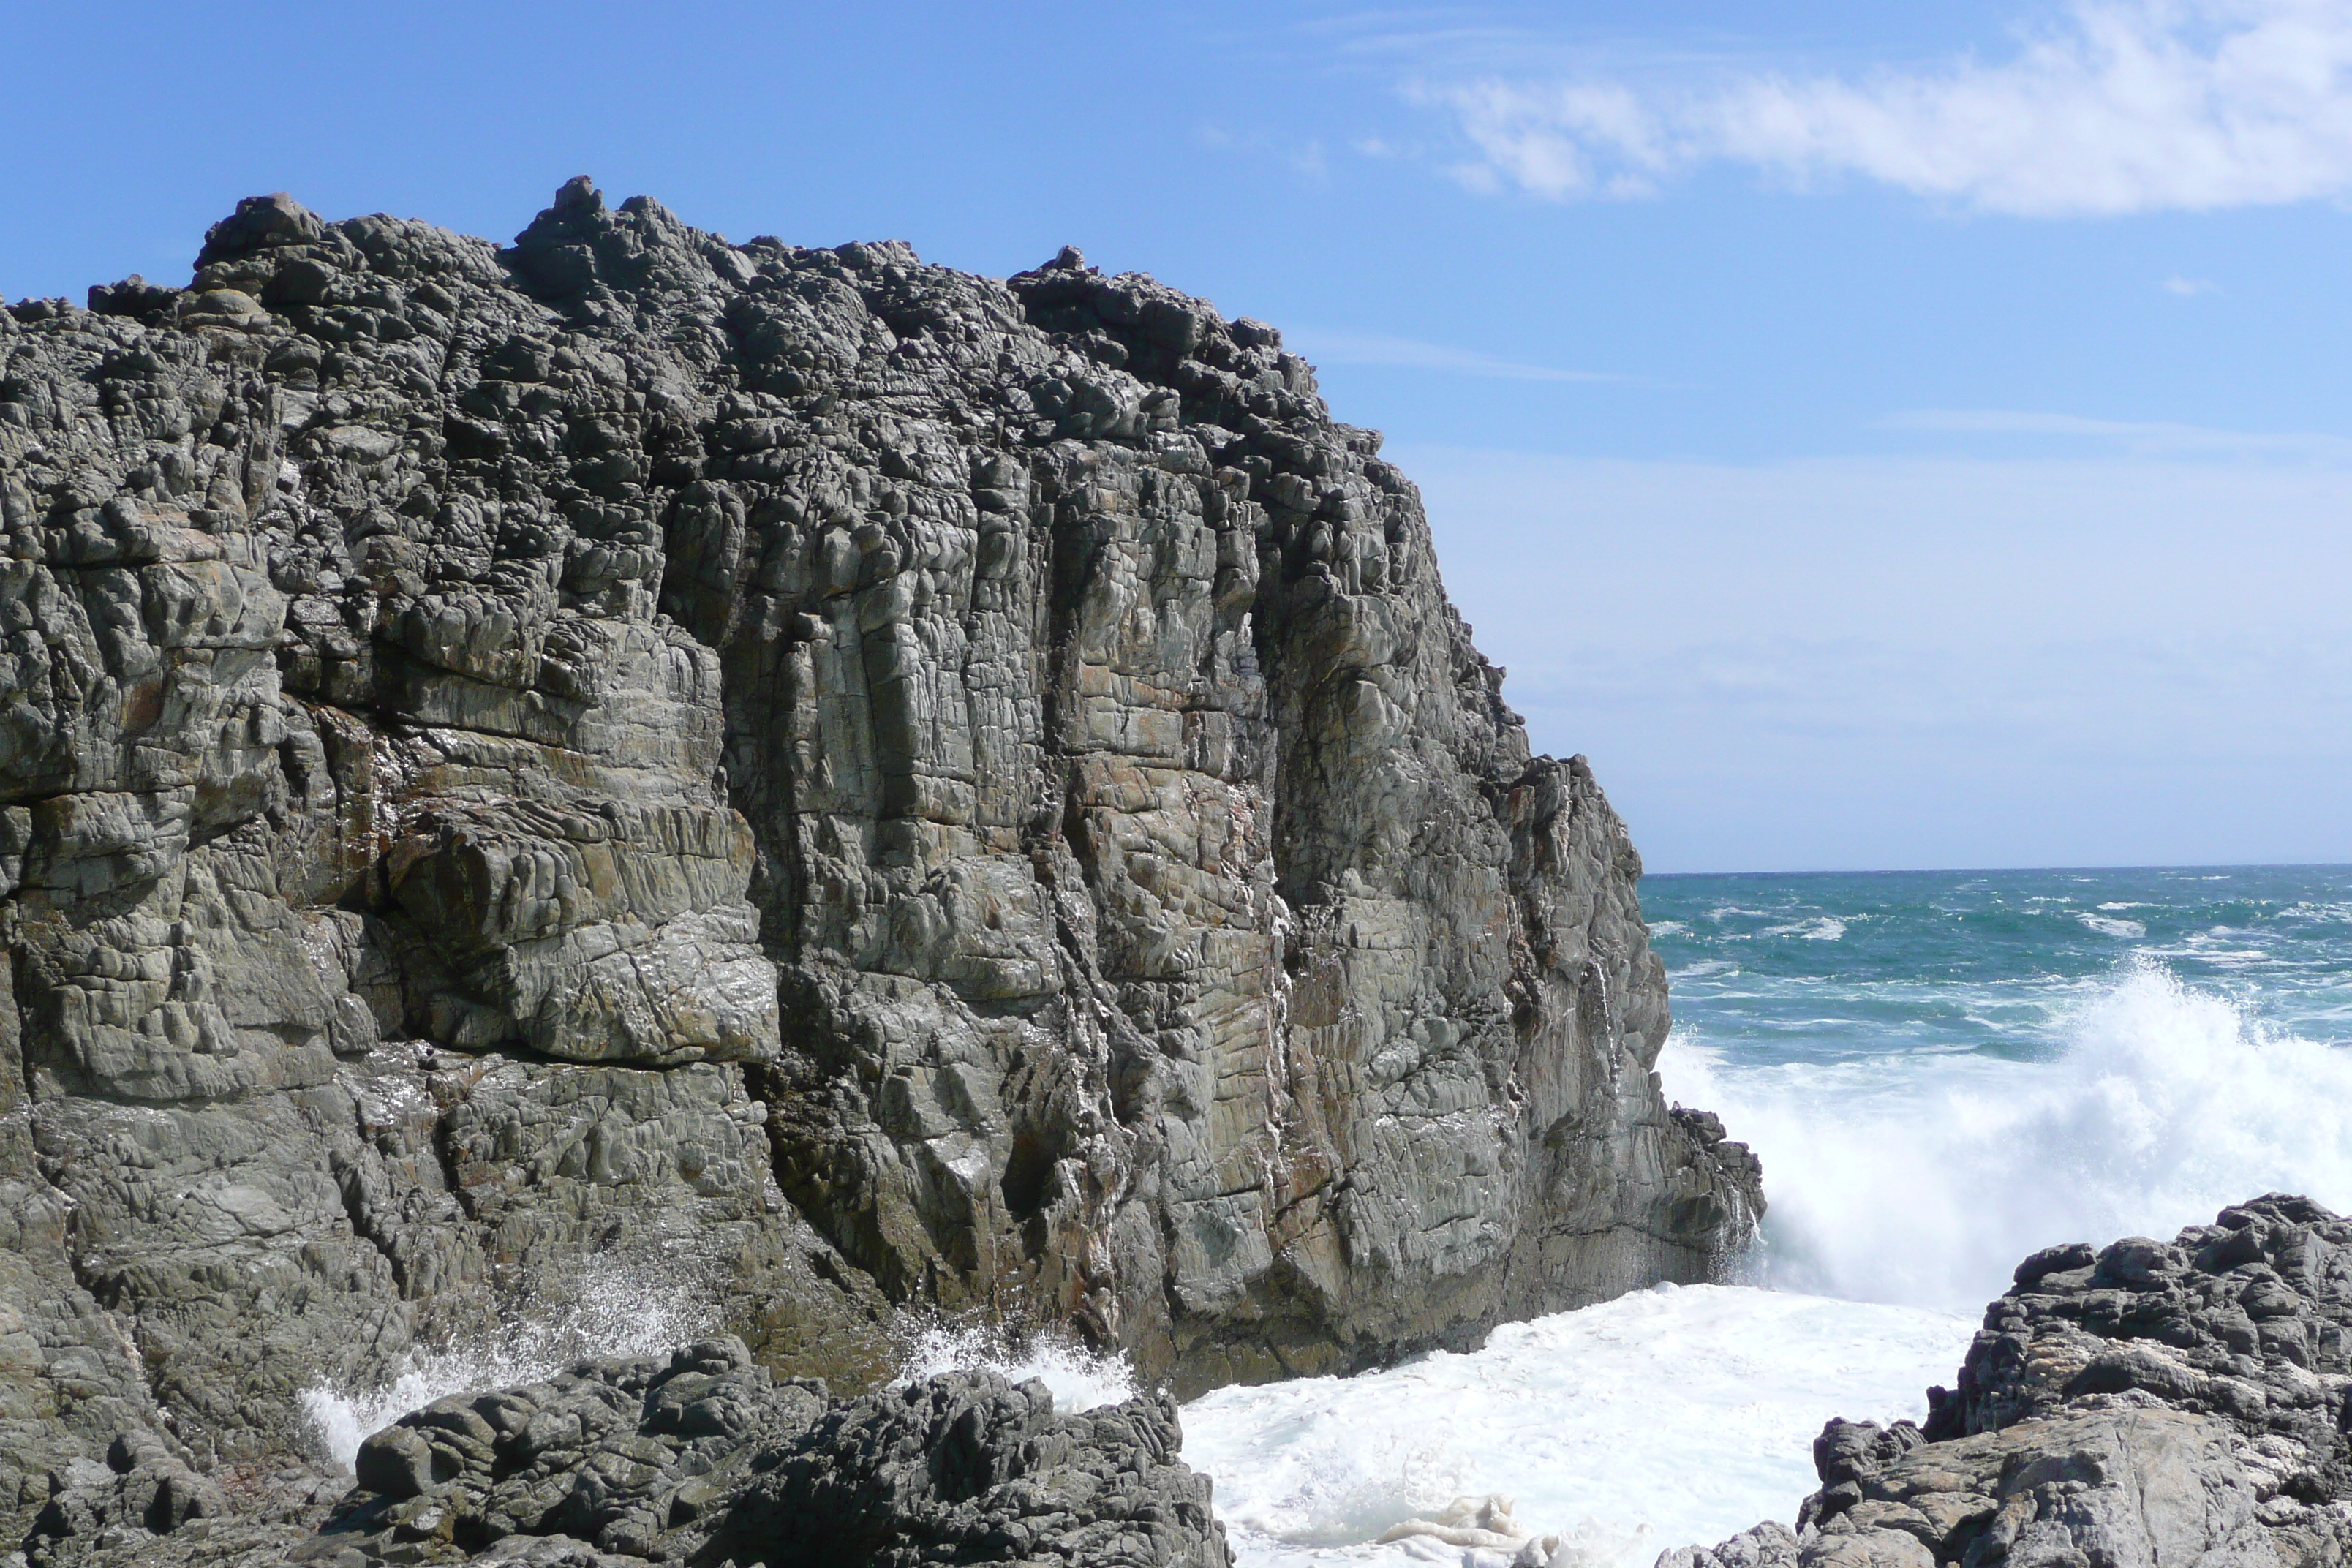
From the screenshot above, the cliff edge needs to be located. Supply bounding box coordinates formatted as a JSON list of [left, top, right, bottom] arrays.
[[0, 182, 1760, 1539]]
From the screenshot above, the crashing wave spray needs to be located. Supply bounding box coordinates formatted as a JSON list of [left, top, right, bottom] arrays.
[[893, 1318, 1137, 1413], [298, 1254, 717, 1469], [1665, 960, 2352, 1312]]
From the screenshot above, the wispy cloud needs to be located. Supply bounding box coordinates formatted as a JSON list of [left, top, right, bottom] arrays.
[[2162, 274, 2222, 294], [1879, 407, 2352, 459], [1284, 327, 1618, 382], [1196, 124, 1333, 181], [1417, 1, 2352, 216]]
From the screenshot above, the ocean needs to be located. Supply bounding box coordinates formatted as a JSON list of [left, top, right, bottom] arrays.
[[1171, 864, 2352, 1568]]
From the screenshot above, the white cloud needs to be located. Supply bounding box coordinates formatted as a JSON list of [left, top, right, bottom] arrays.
[[1282, 327, 1619, 382], [1423, 1, 2352, 215], [2163, 273, 2222, 293], [1877, 407, 2352, 458]]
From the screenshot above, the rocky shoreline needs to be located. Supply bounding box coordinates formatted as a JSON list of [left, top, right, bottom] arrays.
[[22, 1193, 2347, 1567], [12, 177, 2337, 1568]]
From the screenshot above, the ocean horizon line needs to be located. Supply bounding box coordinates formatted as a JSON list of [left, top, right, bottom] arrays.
[[1648, 859, 2352, 881]]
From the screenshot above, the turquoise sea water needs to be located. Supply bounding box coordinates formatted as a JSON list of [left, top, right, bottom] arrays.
[[1645, 864, 2352, 1313]]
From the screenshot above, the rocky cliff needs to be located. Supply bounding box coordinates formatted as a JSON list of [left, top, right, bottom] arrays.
[[1675, 1194, 2352, 1568], [0, 181, 1760, 1546]]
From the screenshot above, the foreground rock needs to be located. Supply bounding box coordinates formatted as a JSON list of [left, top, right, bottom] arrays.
[[0, 184, 1760, 1546], [23, 1340, 1227, 1567], [1668, 1194, 2352, 1568]]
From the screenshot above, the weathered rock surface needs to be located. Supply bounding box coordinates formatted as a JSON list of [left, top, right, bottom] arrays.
[[1668, 1195, 2352, 1568], [24, 1339, 1227, 1567], [0, 182, 1759, 1553]]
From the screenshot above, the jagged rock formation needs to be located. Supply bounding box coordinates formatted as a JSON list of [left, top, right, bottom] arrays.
[[0, 182, 1760, 1550], [25, 1341, 1229, 1567], [1668, 1195, 2352, 1568]]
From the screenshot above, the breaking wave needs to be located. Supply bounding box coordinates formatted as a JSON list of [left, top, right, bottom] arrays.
[[893, 1319, 1137, 1413], [1665, 962, 2352, 1313], [1763, 916, 1847, 941], [2076, 912, 2147, 938], [298, 1254, 717, 1470]]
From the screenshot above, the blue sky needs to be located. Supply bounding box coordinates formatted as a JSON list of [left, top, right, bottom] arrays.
[[9, 1, 2351, 872]]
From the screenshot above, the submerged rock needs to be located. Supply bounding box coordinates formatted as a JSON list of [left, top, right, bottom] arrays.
[[1671, 1194, 2352, 1568], [0, 184, 1760, 1556]]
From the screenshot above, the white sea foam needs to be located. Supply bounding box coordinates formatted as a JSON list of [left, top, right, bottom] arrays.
[[1785, 916, 1846, 941], [894, 1321, 1137, 1412], [298, 1255, 716, 1471], [1665, 963, 2352, 1312], [1179, 1284, 1973, 1568], [2074, 912, 2146, 938]]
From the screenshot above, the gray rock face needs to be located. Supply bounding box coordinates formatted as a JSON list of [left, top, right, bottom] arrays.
[[0, 183, 1758, 1551], [1670, 1194, 2352, 1568]]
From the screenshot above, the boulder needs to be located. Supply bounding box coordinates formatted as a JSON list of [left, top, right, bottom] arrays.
[[1673, 1194, 2352, 1568]]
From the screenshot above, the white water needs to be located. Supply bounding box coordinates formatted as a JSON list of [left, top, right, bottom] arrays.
[[1178, 1286, 1971, 1568], [894, 1288, 1972, 1568], [894, 1320, 1139, 1412], [1662, 963, 2352, 1313], [298, 1255, 717, 1470]]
